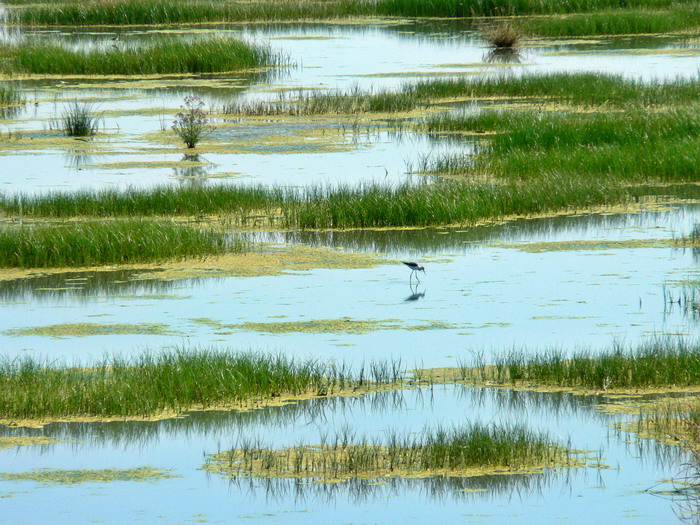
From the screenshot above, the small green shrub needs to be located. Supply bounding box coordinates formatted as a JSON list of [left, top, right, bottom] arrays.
[[173, 95, 210, 148]]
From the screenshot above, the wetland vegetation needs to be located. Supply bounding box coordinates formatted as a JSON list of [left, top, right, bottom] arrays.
[[467, 338, 700, 390], [205, 423, 578, 481], [0, 349, 402, 423], [0, 37, 283, 76], [8, 0, 700, 37], [0, 220, 240, 268]]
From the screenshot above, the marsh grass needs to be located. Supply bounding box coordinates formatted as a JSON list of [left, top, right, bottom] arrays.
[[59, 102, 102, 137], [223, 86, 423, 116], [11, 0, 365, 26], [11, 0, 691, 25], [481, 21, 523, 48], [225, 73, 700, 119], [206, 423, 575, 481], [406, 73, 700, 107], [0, 37, 284, 76], [421, 108, 700, 183], [470, 339, 700, 390], [520, 7, 700, 37], [0, 84, 22, 109], [0, 349, 402, 420], [0, 177, 632, 228], [0, 220, 239, 268]]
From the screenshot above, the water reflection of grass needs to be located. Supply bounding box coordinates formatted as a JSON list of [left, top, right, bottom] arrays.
[[0, 349, 403, 424], [0, 37, 284, 76], [205, 423, 582, 482], [0, 220, 241, 268]]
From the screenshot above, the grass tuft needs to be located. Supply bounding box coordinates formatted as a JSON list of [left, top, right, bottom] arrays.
[[0, 348, 401, 421], [0, 220, 240, 268], [471, 338, 700, 390], [60, 102, 101, 137], [0, 37, 285, 76], [205, 423, 576, 481]]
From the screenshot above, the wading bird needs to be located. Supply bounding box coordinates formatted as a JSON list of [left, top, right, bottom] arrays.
[[403, 261, 425, 283]]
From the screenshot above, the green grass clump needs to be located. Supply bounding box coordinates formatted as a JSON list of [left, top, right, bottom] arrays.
[[11, 0, 365, 26], [225, 74, 700, 118], [60, 102, 101, 137], [0, 37, 283, 76], [520, 7, 700, 37], [0, 220, 238, 268], [11, 0, 693, 26], [0, 349, 399, 420], [406, 72, 700, 107], [0, 177, 633, 228], [224, 86, 423, 116], [474, 338, 700, 390], [420, 108, 700, 183], [373, 0, 687, 17], [206, 423, 574, 481]]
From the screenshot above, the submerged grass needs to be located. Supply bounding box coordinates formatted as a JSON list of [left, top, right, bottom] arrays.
[[0, 220, 239, 268], [206, 423, 577, 481], [0, 37, 283, 76], [470, 338, 700, 390], [0, 348, 401, 421]]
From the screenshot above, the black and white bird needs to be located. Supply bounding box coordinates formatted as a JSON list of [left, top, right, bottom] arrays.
[[402, 261, 425, 283]]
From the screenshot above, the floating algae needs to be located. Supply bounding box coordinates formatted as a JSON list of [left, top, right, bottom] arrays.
[[0, 436, 59, 450], [0, 466, 178, 485], [3, 322, 179, 338]]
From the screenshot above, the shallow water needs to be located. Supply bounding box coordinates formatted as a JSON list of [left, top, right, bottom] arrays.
[[1, 21, 698, 193], [2, 16, 700, 523], [2, 203, 697, 365], [0, 387, 689, 523]]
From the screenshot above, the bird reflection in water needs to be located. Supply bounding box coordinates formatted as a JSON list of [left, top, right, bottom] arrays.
[[404, 283, 426, 302]]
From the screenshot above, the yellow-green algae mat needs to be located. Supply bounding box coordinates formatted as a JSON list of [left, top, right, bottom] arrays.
[[0, 467, 178, 485], [191, 317, 458, 334], [3, 322, 180, 339], [0, 436, 59, 450], [0, 244, 393, 282], [205, 444, 589, 483]]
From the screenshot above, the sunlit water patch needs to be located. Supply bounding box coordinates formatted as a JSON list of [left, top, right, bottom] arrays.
[[0, 387, 689, 523], [1, 22, 698, 194], [2, 203, 699, 363]]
